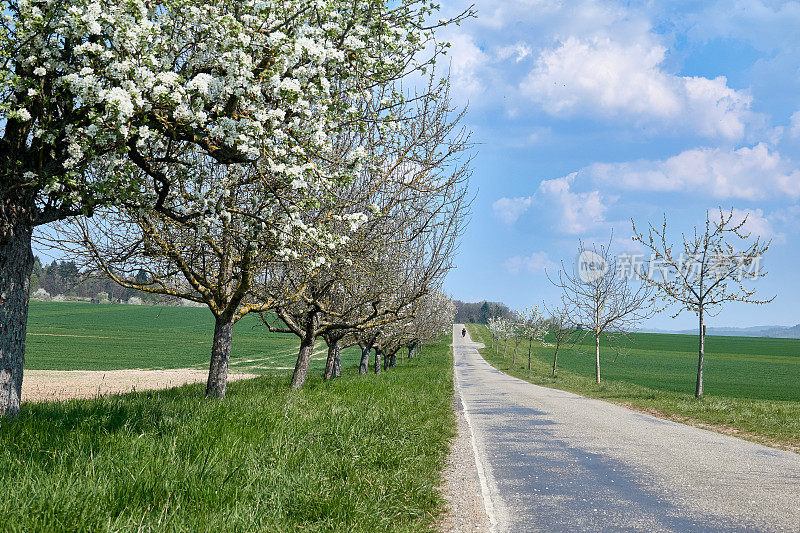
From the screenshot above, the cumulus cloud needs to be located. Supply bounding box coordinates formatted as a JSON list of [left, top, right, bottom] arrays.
[[440, 0, 765, 140], [493, 142, 800, 236], [504, 251, 556, 275], [446, 33, 490, 103], [536, 173, 608, 234], [521, 36, 752, 140], [585, 143, 800, 200], [494, 174, 609, 234], [492, 196, 533, 224]]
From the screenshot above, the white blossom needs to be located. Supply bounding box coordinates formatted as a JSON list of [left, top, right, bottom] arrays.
[[187, 73, 214, 95]]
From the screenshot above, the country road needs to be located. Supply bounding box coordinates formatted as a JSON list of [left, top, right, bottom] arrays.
[[452, 324, 800, 532]]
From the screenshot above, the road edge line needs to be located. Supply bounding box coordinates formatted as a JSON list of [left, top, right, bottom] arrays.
[[454, 343, 499, 532]]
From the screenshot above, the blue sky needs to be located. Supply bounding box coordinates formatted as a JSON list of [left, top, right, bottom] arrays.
[[439, 0, 800, 329]]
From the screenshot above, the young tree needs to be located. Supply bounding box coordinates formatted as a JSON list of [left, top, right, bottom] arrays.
[[487, 316, 498, 351], [517, 306, 547, 371], [510, 315, 522, 366], [632, 209, 772, 397], [550, 237, 652, 384], [543, 303, 574, 377], [497, 318, 512, 359]]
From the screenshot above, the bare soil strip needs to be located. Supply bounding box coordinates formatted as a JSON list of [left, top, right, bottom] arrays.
[[22, 369, 258, 403]]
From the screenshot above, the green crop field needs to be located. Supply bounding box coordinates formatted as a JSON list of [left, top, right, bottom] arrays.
[[539, 330, 800, 402], [467, 323, 800, 449], [25, 301, 360, 374]]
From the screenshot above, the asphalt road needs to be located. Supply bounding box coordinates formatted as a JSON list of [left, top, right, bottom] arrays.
[[452, 324, 800, 532]]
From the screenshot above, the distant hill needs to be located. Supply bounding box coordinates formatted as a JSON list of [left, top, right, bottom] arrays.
[[640, 325, 800, 338], [763, 324, 800, 339]]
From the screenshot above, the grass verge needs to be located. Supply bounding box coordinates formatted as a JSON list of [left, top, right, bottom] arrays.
[[0, 337, 455, 532], [466, 323, 800, 452]]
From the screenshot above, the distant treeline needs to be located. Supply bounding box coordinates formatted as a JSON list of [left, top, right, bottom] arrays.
[[30, 257, 172, 304], [453, 300, 512, 324]]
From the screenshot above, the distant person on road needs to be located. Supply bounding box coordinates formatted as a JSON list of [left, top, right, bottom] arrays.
[[461, 327, 466, 338]]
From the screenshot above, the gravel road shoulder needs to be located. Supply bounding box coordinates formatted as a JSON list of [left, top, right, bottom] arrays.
[[440, 385, 492, 533]]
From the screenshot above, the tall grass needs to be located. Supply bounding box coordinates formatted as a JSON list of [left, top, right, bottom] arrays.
[[0, 339, 455, 532]]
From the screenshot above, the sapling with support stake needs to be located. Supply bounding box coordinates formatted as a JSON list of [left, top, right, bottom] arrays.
[[631, 208, 773, 397]]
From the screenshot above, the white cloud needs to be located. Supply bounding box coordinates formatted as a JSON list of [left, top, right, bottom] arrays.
[[521, 36, 752, 140], [536, 173, 607, 234], [497, 42, 533, 62], [504, 251, 556, 274], [585, 143, 800, 200], [790, 111, 800, 139], [440, 0, 764, 142], [446, 33, 490, 103], [492, 196, 533, 224], [493, 174, 608, 234]]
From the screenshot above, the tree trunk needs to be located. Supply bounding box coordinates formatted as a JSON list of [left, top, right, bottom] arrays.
[[552, 345, 559, 377], [594, 332, 601, 384], [389, 351, 396, 368], [374, 348, 381, 375], [323, 339, 340, 381], [512, 339, 518, 365], [359, 345, 370, 375], [333, 345, 341, 378], [291, 333, 316, 389], [695, 310, 705, 398], [383, 349, 390, 371], [0, 221, 34, 419], [205, 315, 234, 398], [527, 338, 532, 371], [502, 339, 507, 359]]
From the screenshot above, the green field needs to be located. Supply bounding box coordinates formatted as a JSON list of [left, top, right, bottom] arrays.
[[25, 301, 360, 374], [467, 324, 800, 449], [537, 330, 800, 402], [1, 302, 455, 531]]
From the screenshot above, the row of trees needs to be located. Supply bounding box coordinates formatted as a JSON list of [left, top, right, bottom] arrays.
[[487, 305, 572, 378], [490, 209, 771, 398], [1, 1, 473, 418]]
